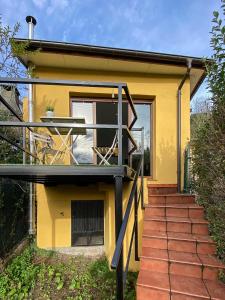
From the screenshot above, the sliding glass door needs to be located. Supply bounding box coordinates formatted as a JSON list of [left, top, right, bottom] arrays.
[[72, 99, 151, 171], [72, 100, 129, 165], [72, 101, 94, 164]]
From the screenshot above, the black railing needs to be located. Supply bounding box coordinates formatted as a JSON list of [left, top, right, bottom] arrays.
[[0, 77, 138, 167], [111, 153, 144, 299]]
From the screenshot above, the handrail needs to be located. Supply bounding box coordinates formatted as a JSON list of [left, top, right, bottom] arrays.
[[0, 76, 137, 167], [123, 85, 137, 130], [111, 154, 143, 270], [0, 121, 138, 156]]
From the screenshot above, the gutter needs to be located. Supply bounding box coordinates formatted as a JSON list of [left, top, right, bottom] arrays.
[[177, 58, 192, 193]]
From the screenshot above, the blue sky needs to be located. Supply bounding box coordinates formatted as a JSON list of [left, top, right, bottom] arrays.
[[0, 0, 222, 101]]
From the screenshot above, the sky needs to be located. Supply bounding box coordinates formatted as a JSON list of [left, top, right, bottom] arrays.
[[0, 0, 222, 102]]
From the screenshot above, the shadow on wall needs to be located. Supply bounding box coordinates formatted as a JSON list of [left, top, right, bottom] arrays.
[[157, 137, 177, 184]]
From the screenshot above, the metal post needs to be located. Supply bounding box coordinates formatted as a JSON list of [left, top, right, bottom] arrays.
[[22, 127, 26, 164], [134, 187, 139, 261], [26, 15, 36, 235], [118, 86, 123, 166], [141, 127, 144, 208], [177, 89, 182, 193], [114, 175, 124, 300]]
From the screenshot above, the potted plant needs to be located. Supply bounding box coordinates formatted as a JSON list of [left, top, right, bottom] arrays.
[[46, 105, 54, 117]]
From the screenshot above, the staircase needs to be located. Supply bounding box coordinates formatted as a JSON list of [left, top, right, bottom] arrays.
[[137, 187, 225, 300]]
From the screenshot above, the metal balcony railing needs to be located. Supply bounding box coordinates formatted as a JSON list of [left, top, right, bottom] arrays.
[[0, 77, 138, 168]]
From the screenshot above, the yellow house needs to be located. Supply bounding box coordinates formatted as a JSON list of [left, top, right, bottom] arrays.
[[0, 21, 210, 299]]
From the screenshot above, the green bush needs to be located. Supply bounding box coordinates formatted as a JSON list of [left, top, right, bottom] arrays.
[[191, 0, 225, 263]]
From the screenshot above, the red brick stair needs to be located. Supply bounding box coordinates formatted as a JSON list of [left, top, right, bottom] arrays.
[[137, 191, 225, 299]]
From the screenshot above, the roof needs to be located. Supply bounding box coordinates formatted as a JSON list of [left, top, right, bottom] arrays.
[[14, 38, 207, 98]]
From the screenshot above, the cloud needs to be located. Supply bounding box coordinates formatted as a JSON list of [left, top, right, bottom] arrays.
[[32, 0, 47, 9], [46, 0, 69, 16]]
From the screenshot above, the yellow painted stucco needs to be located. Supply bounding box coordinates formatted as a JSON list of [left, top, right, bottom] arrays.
[[25, 57, 191, 271]]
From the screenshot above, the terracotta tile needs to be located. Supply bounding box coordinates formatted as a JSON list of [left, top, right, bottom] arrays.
[[143, 229, 167, 237], [170, 275, 210, 298], [171, 293, 209, 300], [145, 207, 165, 217], [204, 279, 225, 300], [142, 237, 168, 250], [144, 219, 167, 231], [192, 224, 209, 235], [197, 242, 216, 255], [149, 195, 166, 204], [169, 251, 201, 265], [167, 232, 196, 241], [142, 247, 168, 260], [166, 195, 195, 204], [166, 207, 189, 218], [170, 262, 202, 278], [140, 257, 169, 273], [199, 255, 225, 280], [137, 285, 170, 300], [194, 235, 214, 243], [198, 254, 225, 268], [137, 270, 170, 291], [189, 208, 204, 219], [168, 239, 196, 253], [167, 221, 192, 233], [203, 266, 219, 280]]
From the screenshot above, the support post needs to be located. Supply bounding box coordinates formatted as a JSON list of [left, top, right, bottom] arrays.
[[114, 175, 124, 300], [117, 86, 123, 166], [22, 127, 26, 164], [134, 187, 139, 261]]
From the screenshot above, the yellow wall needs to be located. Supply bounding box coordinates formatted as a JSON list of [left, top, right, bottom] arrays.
[[31, 63, 191, 271], [33, 67, 190, 183]]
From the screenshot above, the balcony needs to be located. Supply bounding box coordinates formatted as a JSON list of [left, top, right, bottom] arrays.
[[0, 77, 144, 184]]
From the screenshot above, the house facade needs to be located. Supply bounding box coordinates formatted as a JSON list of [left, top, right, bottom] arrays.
[[14, 39, 206, 271]]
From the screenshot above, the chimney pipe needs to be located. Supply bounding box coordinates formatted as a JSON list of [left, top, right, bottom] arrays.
[[26, 16, 37, 39], [26, 16, 36, 235]]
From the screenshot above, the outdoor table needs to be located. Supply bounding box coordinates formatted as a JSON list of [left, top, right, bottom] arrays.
[[40, 116, 86, 165]]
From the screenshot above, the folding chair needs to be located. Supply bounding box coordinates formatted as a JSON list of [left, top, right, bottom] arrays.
[[32, 132, 64, 164], [92, 132, 118, 165]]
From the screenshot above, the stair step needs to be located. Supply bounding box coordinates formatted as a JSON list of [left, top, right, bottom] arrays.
[[145, 204, 204, 218], [148, 194, 195, 205], [137, 270, 213, 299], [140, 248, 225, 280], [204, 279, 225, 300], [147, 185, 178, 195], [170, 274, 210, 299], [143, 216, 209, 235], [137, 271, 170, 300], [142, 230, 216, 254]]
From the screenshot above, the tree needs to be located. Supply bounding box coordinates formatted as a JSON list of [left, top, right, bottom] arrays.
[[0, 16, 29, 77], [191, 0, 225, 263], [0, 17, 29, 259]]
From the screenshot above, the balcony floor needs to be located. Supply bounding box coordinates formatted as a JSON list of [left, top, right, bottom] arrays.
[[0, 164, 135, 184]]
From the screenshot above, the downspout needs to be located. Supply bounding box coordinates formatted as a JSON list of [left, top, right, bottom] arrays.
[[26, 16, 37, 235], [177, 58, 192, 193]]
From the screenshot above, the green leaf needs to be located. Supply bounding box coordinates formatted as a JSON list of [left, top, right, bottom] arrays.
[[213, 11, 219, 18]]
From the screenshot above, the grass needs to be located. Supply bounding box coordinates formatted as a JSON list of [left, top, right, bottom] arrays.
[[0, 244, 137, 299]]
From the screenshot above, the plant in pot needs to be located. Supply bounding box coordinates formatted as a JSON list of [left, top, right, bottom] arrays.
[[46, 105, 54, 117]]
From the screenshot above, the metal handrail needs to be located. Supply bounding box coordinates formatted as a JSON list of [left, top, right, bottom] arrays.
[[0, 77, 138, 167], [111, 154, 143, 270], [0, 121, 138, 158]]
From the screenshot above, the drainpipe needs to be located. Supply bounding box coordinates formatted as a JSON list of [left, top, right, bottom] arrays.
[[177, 58, 192, 193], [26, 16, 37, 235]]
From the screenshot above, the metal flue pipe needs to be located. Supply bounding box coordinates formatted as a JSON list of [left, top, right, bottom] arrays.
[[26, 15, 36, 235]]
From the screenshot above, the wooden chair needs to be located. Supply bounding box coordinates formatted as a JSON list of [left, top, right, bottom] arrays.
[[92, 133, 118, 165], [32, 132, 64, 164]]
